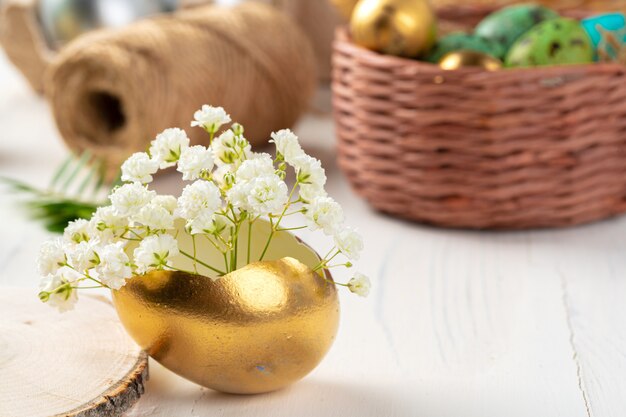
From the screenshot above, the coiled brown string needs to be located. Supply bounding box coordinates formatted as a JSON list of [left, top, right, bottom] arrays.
[[46, 2, 317, 167]]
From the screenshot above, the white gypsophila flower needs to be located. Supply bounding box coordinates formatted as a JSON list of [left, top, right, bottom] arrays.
[[304, 196, 344, 235], [177, 180, 222, 220], [152, 195, 178, 214], [235, 153, 275, 182], [299, 183, 327, 203], [91, 206, 126, 244], [55, 265, 82, 283], [68, 240, 101, 273], [246, 175, 289, 216], [211, 130, 251, 166], [133, 203, 175, 230], [109, 183, 156, 218], [270, 129, 305, 164], [37, 238, 67, 276], [187, 211, 228, 236], [293, 154, 327, 188], [191, 105, 231, 133], [177, 145, 214, 181], [227, 174, 288, 216], [39, 272, 78, 312], [348, 273, 371, 297], [63, 218, 93, 244], [96, 242, 132, 290], [150, 128, 190, 168], [133, 234, 179, 274], [212, 164, 236, 190], [121, 152, 159, 184], [225, 181, 249, 211], [333, 226, 364, 261]]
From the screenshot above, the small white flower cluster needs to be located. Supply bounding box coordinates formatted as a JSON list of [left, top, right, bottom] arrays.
[[37, 106, 371, 312], [37, 231, 132, 312]]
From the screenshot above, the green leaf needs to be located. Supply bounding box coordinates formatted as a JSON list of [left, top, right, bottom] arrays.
[[61, 151, 92, 192], [1, 152, 114, 234], [0, 176, 40, 194], [49, 155, 74, 189]]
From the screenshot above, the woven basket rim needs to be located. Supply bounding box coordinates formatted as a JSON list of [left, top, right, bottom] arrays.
[[434, 3, 594, 16], [335, 4, 626, 75]]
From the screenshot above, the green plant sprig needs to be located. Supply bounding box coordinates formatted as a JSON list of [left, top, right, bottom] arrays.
[[0, 152, 119, 233]]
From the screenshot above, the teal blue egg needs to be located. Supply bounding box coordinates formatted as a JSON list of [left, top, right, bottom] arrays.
[[582, 13, 626, 61], [506, 18, 594, 67], [475, 4, 560, 57], [425, 33, 504, 63]]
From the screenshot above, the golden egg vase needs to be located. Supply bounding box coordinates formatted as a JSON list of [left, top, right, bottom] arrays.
[[112, 221, 340, 394]]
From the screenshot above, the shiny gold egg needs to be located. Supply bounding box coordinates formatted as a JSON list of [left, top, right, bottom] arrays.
[[330, 0, 360, 20], [112, 221, 339, 394], [438, 50, 503, 71], [350, 0, 437, 58]]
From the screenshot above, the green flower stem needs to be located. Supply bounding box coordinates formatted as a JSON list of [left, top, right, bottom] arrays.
[[64, 264, 108, 288], [233, 225, 240, 272], [225, 206, 241, 272], [325, 279, 349, 288], [229, 226, 236, 272], [192, 234, 198, 274], [223, 252, 229, 272], [259, 181, 299, 261], [247, 219, 253, 264], [166, 265, 198, 275], [119, 228, 144, 242], [322, 246, 336, 260], [179, 250, 225, 276], [313, 250, 341, 272], [205, 236, 228, 271], [85, 276, 108, 288], [220, 212, 237, 225], [71, 285, 104, 290], [215, 233, 231, 250], [203, 235, 226, 254], [276, 225, 307, 232], [323, 263, 353, 269], [230, 206, 238, 222], [234, 147, 247, 162], [203, 235, 230, 271], [270, 209, 304, 218]]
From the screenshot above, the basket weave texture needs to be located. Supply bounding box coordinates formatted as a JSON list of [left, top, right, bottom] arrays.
[[332, 7, 626, 229], [433, 0, 626, 14]]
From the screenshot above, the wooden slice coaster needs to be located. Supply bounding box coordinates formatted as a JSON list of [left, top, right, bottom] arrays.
[[0, 288, 148, 417]]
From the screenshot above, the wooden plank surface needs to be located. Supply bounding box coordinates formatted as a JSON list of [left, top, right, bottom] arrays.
[[0, 49, 624, 416]]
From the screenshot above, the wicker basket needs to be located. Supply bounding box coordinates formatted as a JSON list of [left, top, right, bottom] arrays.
[[332, 6, 626, 229]]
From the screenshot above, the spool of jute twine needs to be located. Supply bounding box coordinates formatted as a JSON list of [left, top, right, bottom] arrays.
[[45, 2, 317, 167]]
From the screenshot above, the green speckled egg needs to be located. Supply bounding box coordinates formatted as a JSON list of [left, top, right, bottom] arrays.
[[425, 33, 504, 63], [506, 18, 594, 67], [475, 4, 560, 57]]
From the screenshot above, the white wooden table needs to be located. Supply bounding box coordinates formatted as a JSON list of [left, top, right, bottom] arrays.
[[1, 50, 625, 417]]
